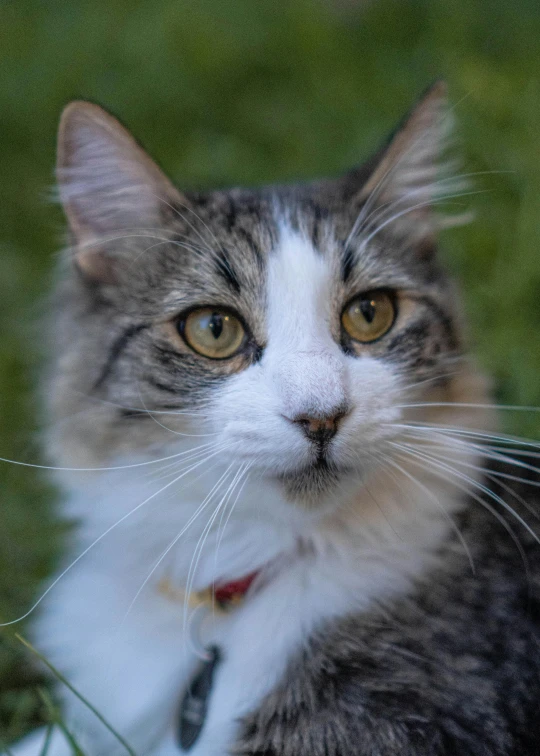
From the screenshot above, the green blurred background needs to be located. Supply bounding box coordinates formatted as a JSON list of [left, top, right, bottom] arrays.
[[1, 0, 540, 744]]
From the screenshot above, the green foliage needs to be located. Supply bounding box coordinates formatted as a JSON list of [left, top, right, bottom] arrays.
[[1, 0, 539, 746]]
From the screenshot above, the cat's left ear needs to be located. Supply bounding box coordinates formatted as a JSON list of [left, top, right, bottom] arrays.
[[352, 81, 467, 238], [57, 101, 186, 282]]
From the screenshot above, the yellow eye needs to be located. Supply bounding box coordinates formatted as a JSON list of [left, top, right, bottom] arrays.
[[181, 307, 246, 359], [342, 290, 396, 343]]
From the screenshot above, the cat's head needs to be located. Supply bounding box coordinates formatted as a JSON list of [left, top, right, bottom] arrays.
[[49, 82, 490, 508]]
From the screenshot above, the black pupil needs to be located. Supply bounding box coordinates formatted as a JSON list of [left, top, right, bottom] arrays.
[[360, 298, 376, 324], [208, 312, 224, 340]]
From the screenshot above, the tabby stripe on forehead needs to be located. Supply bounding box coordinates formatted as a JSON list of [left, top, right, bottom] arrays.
[[214, 247, 241, 293], [225, 197, 237, 232], [236, 226, 264, 270], [341, 244, 355, 283], [308, 200, 324, 250], [93, 323, 148, 390]]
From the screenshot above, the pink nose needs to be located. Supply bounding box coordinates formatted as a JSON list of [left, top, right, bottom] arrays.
[[292, 410, 346, 444]]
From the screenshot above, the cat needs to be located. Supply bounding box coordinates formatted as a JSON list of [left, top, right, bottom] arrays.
[[9, 81, 540, 756]]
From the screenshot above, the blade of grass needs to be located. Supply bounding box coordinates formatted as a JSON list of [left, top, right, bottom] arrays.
[[16, 635, 137, 756], [37, 688, 85, 756], [39, 723, 54, 756]]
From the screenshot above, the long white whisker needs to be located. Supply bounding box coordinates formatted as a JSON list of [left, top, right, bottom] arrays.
[[151, 194, 218, 257], [182, 464, 238, 634], [359, 190, 488, 249], [388, 421, 540, 451], [392, 446, 531, 584], [390, 441, 540, 545], [358, 170, 505, 244], [343, 94, 475, 250], [0, 447, 224, 627], [398, 369, 464, 394], [393, 430, 540, 521], [384, 452, 475, 574], [214, 463, 253, 565], [118, 460, 234, 628], [0, 438, 220, 474], [397, 402, 540, 413], [211, 463, 253, 607], [392, 424, 540, 478], [213, 463, 249, 563], [148, 444, 228, 482], [136, 387, 216, 438], [66, 388, 210, 417]]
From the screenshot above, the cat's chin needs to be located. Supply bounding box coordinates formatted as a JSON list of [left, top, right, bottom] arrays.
[[273, 458, 353, 505]]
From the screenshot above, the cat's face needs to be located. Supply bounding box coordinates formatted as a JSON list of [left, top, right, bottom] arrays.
[[49, 84, 487, 509]]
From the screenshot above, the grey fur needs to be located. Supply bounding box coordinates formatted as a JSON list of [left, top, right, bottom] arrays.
[[233, 462, 540, 756]]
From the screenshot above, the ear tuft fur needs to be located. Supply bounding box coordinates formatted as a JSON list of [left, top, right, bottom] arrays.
[[357, 81, 470, 241], [57, 101, 183, 282]]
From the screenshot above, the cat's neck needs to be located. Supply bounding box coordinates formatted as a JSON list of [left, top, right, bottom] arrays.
[[59, 446, 476, 611]]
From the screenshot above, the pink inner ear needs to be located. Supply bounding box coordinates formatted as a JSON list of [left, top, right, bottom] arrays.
[[57, 100, 186, 278], [357, 82, 452, 209]]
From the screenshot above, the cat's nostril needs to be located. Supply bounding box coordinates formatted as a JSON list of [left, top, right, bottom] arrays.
[[292, 411, 345, 444]]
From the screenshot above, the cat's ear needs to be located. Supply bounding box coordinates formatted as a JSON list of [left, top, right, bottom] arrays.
[[57, 101, 184, 282], [354, 81, 466, 238]]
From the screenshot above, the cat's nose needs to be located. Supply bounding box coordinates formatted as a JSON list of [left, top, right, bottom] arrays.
[[293, 410, 346, 444]]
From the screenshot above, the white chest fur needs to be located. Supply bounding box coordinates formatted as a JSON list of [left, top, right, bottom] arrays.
[[24, 455, 465, 756]]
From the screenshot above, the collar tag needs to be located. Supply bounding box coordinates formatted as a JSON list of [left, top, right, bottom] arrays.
[[177, 645, 221, 751]]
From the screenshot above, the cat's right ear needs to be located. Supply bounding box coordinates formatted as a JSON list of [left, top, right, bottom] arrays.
[[57, 101, 185, 283]]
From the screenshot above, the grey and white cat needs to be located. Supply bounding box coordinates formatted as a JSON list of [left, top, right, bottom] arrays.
[[11, 83, 540, 756]]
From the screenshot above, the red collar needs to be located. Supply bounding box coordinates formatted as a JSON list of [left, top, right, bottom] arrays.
[[213, 571, 259, 610], [158, 571, 260, 613]]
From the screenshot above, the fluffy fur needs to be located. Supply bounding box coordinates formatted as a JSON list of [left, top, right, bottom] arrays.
[[10, 83, 540, 755]]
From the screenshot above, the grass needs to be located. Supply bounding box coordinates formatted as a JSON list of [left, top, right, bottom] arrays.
[[1, 0, 540, 748]]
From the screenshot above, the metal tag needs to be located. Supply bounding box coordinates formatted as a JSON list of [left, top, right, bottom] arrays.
[[177, 645, 221, 751]]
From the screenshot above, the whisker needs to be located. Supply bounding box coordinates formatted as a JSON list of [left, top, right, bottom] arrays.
[[151, 194, 218, 258], [66, 388, 210, 417], [391, 446, 531, 587], [358, 170, 507, 244], [118, 459, 234, 628], [398, 368, 465, 394], [0, 438, 218, 474], [211, 463, 253, 611], [168, 199, 225, 258], [343, 94, 476, 250], [395, 431, 540, 521], [356, 450, 406, 539], [392, 424, 540, 480], [383, 452, 475, 574], [396, 402, 540, 413], [359, 190, 489, 249], [390, 441, 540, 546], [214, 463, 254, 568], [0, 446, 225, 627], [182, 464, 238, 634], [213, 463, 249, 563], [148, 444, 227, 482], [187, 467, 246, 624], [388, 421, 540, 452], [136, 387, 216, 438]]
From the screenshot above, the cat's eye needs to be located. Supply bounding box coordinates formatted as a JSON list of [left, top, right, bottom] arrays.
[[179, 307, 246, 359], [341, 290, 396, 344]]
